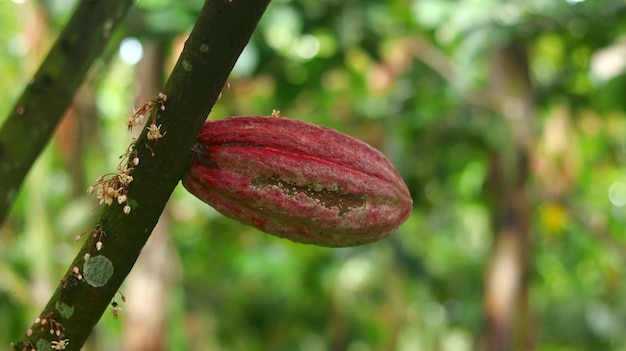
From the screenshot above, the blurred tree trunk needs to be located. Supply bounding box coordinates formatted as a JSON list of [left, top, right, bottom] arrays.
[[484, 42, 536, 351], [0, 0, 135, 226], [56, 79, 98, 197], [123, 214, 179, 351]]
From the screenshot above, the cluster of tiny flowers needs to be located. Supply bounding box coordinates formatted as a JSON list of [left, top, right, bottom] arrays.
[[87, 160, 134, 215], [271, 109, 281, 118], [127, 92, 167, 133], [88, 92, 168, 214], [26, 313, 67, 348], [130, 92, 167, 142], [27, 314, 65, 337]]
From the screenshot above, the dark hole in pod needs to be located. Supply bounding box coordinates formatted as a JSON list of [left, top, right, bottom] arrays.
[[252, 175, 366, 215]]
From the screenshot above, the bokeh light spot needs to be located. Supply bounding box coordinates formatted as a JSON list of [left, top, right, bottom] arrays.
[[119, 37, 143, 65], [294, 34, 320, 60], [608, 181, 626, 206]]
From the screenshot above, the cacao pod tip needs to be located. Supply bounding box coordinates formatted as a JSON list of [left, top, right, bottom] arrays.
[[183, 116, 412, 247]]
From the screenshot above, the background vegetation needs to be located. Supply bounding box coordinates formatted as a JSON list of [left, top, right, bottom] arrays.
[[2, 0, 626, 350]]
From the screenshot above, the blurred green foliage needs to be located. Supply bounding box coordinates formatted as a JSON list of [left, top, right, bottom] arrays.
[[3, 0, 626, 350]]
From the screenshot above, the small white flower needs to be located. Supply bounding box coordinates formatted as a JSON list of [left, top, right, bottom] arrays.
[[147, 123, 165, 141], [51, 338, 70, 350], [101, 194, 113, 206], [123, 205, 131, 215], [96, 241, 103, 251]]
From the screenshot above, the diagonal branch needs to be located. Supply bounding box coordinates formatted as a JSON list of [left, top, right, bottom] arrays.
[[0, 0, 136, 227], [10, 0, 271, 350]]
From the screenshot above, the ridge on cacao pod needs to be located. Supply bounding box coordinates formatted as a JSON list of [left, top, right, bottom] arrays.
[[182, 116, 412, 247]]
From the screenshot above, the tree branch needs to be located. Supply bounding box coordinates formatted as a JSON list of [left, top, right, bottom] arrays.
[[0, 0, 135, 227], [10, 0, 271, 350]]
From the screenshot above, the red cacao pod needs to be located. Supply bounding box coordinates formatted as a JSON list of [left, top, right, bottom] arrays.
[[182, 116, 412, 247]]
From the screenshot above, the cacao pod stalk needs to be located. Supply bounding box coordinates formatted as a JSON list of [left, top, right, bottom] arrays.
[[183, 116, 412, 247]]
